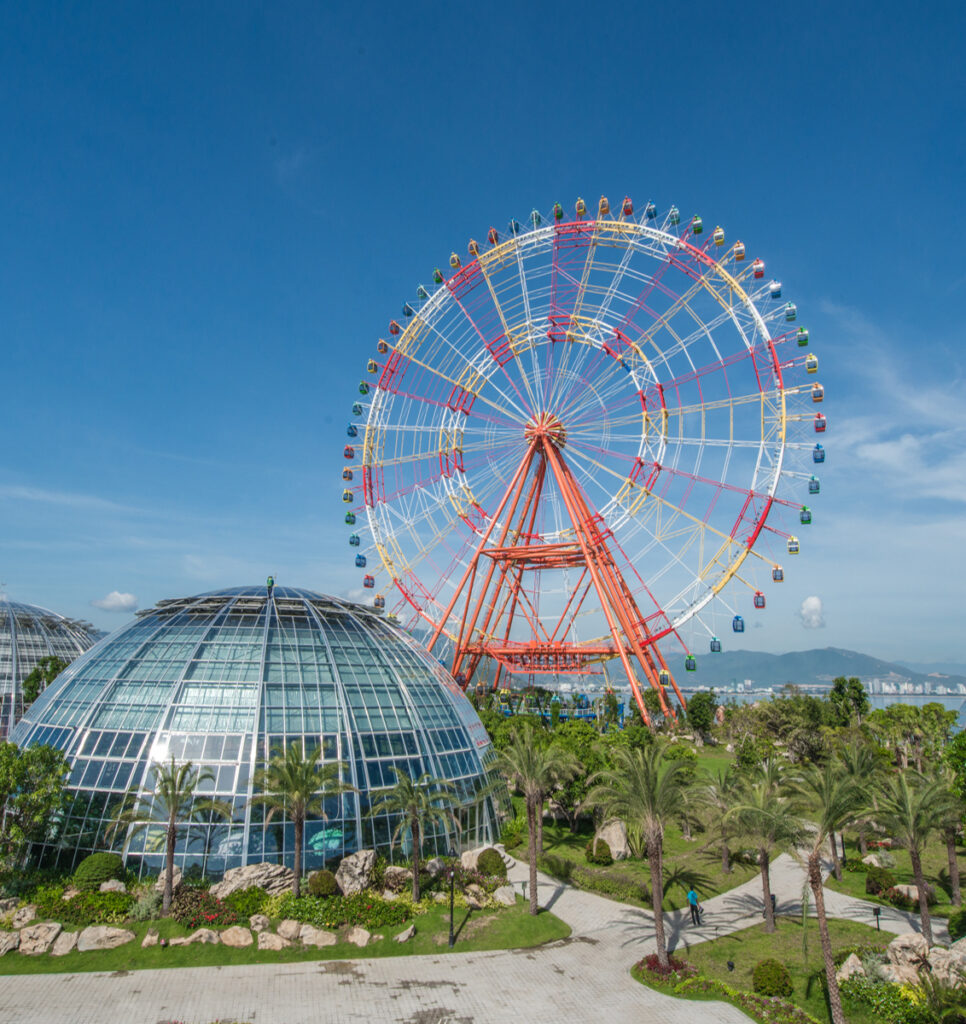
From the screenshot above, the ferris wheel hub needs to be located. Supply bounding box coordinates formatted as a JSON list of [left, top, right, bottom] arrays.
[[524, 412, 567, 449]]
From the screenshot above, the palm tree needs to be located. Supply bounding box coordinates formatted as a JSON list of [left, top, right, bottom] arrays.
[[585, 742, 692, 967], [837, 735, 881, 857], [792, 760, 862, 1024], [367, 767, 461, 901], [109, 757, 231, 914], [939, 766, 965, 908], [727, 760, 807, 933], [875, 770, 958, 944], [697, 765, 740, 874], [494, 730, 580, 916], [250, 743, 356, 897]]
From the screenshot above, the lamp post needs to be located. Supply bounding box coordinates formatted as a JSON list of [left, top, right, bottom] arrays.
[[873, 905, 881, 931], [448, 845, 458, 948]]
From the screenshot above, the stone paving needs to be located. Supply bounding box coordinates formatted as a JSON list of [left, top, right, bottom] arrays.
[[0, 850, 944, 1024]]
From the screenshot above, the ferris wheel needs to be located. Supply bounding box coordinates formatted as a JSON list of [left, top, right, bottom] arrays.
[[341, 196, 824, 725]]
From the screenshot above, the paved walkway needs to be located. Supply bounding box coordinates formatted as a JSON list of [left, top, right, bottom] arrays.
[[0, 851, 944, 1024]]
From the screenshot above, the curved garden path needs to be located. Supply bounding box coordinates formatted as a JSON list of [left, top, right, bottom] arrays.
[[0, 850, 944, 1024]]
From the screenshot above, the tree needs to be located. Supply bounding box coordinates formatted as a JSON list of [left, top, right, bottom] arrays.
[[250, 743, 356, 897], [0, 742, 70, 861], [110, 757, 231, 914], [874, 770, 958, 945], [792, 761, 861, 1024], [727, 761, 807, 933], [549, 720, 606, 833], [494, 730, 579, 915], [20, 656, 68, 709], [698, 765, 741, 874], [685, 690, 717, 742], [368, 768, 460, 902], [836, 735, 884, 859], [938, 766, 965, 907], [828, 676, 869, 727], [585, 742, 692, 966]]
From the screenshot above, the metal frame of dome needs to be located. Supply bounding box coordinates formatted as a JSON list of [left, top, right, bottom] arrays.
[[0, 597, 99, 740], [11, 586, 500, 875]]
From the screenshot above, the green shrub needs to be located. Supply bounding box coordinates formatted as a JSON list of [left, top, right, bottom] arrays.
[[843, 857, 868, 872], [307, 870, 339, 898], [170, 887, 238, 929], [949, 908, 966, 941], [865, 866, 896, 895], [223, 885, 268, 917], [752, 958, 793, 998], [585, 838, 613, 866], [833, 942, 887, 966], [73, 852, 125, 892], [476, 848, 507, 879], [369, 855, 387, 892], [537, 853, 573, 882], [129, 887, 161, 922], [499, 815, 526, 849], [572, 867, 648, 904], [839, 976, 935, 1024], [34, 885, 134, 926], [272, 891, 409, 929]]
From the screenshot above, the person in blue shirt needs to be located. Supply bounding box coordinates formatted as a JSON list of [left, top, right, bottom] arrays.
[[687, 887, 701, 925]]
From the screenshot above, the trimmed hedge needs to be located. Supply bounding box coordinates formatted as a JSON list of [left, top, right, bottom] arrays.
[[752, 958, 793, 998], [865, 866, 895, 896], [585, 838, 613, 866], [34, 884, 134, 925], [308, 869, 339, 898], [476, 848, 507, 880], [73, 852, 125, 892]]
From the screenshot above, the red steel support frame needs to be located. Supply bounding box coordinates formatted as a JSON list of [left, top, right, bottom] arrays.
[[426, 413, 686, 726]]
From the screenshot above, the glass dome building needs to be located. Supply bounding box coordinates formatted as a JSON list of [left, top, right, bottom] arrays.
[[0, 598, 99, 740], [11, 586, 498, 875]]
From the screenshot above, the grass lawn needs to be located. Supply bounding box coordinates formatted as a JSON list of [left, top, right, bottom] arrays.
[[512, 800, 758, 912], [825, 835, 966, 920], [0, 898, 570, 975], [640, 917, 886, 1024]]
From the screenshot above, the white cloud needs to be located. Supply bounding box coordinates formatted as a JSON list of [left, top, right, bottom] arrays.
[[91, 591, 138, 613], [798, 595, 825, 629]]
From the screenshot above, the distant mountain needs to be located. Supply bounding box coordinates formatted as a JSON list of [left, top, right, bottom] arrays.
[[679, 647, 966, 691]]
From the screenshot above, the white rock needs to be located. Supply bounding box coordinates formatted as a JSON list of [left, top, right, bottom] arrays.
[[210, 862, 295, 899], [424, 857, 446, 877], [929, 947, 966, 987], [835, 952, 865, 983], [888, 932, 929, 969], [460, 846, 496, 871], [20, 922, 62, 955], [153, 867, 182, 895], [220, 926, 253, 948], [876, 961, 920, 985], [276, 919, 302, 942], [249, 913, 270, 932], [299, 924, 337, 948], [861, 854, 882, 868], [492, 885, 516, 907], [12, 905, 36, 929], [168, 928, 219, 947], [50, 931, 79, 956], [394, 924, 415, 943], [99, 879, 127, 894], [382, 889, 398, 901], [141, 928, 159, 948], [593, 820, 630, 861], [0, 931, 20, 956], [257, 931, 291, 951], [335, 850, 376, 896], [345, 925, 370, 947], [77, 925, 135, 952], [384, 865, 412, 892]]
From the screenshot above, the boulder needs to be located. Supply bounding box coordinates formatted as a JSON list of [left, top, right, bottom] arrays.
[[424, 857, 446, 878], [952, 936, 966, 954], [929, 947, 966, 987], [593, 819, 630, 861], [394, 923, 415, 944], [99, 879, 127, 894], [168, 928, 219, 947], [61, 886, 81, 901], [835, 953, 865, 983], [460, 846, 496, 871], [77, 926, 135, 952], [50, 931, 79, 957], [492, 885, 516, 907], [893, 883, 934, 904], [345, 925, 370, 947], [861, 854, 882, 869], [0, 897, 17, 914], [888, 932, 929, 970], [381, 890, 398, 901], [220, 926, 254, 948], [141, 928, 159, 948], [0, 931, 20, 956], [257, 931, 291, 951], [384, 865, 412, 892], [20, 922, 62, 955], [299, 924, 337, 948], [277, 919, 302, 942], [249, 914, 270, 933], [210, 862, 295, 899], [433, 892, 448, 902], [335, 850, 376, 896], [876, 961, 920, 985], [12, 905, 36, 929], [153, 867, 182, 895]]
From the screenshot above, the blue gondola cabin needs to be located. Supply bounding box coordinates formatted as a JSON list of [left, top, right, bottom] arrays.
[[733, 615, 745, 633], [355, 554, 367, 568], [349, 534, 360, 546], [813, 444, 825, 463], [347, 423, 358, 437], [710, 637, 722, 652]]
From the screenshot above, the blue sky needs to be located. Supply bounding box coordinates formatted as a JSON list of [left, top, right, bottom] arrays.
[[1, 1, 964, 661]]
